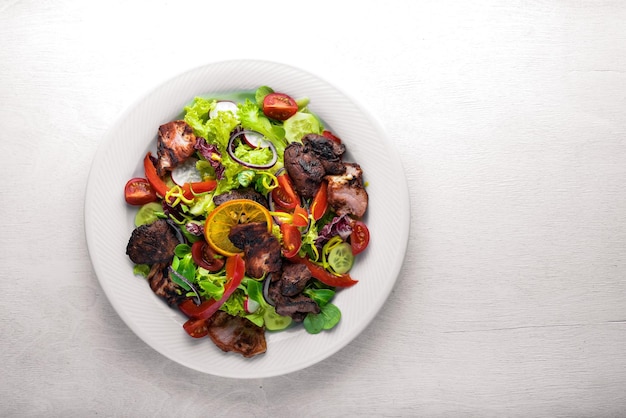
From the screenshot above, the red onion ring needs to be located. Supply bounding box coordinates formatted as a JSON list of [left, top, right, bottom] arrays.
[[227, 130, 277, 169]]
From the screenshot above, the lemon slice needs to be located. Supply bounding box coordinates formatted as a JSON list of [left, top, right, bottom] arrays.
[[204, 199, 272, 256]]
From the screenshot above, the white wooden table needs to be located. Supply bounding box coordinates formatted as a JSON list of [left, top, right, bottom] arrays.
[[2, 1, 625, 416]]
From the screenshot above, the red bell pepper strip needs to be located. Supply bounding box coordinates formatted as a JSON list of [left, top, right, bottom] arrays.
[[181, 180, 217, 200], [287, 254, 358, 287], [143, 152, 169, 198], [178, 254, 245, 320]]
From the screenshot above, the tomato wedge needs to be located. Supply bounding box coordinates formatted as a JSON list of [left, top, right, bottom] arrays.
[[292, 205, 309, 227], [350, 221, 370, 255], [280, 223, 302, 258], [182, 318, 209, 338], [179, 254, 245, 320], [262, 92, 298, 121], [124, 177, 157, 205], [272, 173, 299, 210], [310, 181, 328, 221], [287, 254, 358, 287], [191, 240, 225, 272], [143, 152, 169, 198]]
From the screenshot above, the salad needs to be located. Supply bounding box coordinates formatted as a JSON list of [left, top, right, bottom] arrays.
[[123, 86, 370, 357]]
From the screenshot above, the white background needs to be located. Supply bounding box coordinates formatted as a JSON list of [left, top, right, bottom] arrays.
[[2, 0, 626, 416]]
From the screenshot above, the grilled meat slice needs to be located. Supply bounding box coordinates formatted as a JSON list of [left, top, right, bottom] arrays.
[[213, 188, 269, 208], [228, 222, 282, 278], [284, 142, 325, 199], [325, 163, 369, 219], [126, 219, 179, 265], [147, 263, 185, 306], [302, 134, 346, 175], [267, 279, 320, 322], [280, 262, 312, 297], [155, 120, 197, 176], [206, 311, 267, 358]]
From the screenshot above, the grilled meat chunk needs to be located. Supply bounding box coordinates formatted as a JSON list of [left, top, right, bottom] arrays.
[[126, 219, 179, 265], [284, 134, 348, 199], [213, 188, 269, 208], [325, 163, 369, 219], [206, 311, 267, 358], [155, 120, 197, 176], [284, 142, 325, 199], [302, 134, 346, 175], [280, 263, 312, 297], [267, 263, 319, 322], [228, 222, 282, 278], [147, 263, 185, 306], [268, 279, 320, 322]]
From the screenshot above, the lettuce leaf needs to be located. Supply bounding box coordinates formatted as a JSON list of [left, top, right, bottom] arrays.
[[237, 99, 287, 155]]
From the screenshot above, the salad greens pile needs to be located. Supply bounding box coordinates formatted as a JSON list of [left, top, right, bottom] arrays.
[[131, 86, 355, 335]]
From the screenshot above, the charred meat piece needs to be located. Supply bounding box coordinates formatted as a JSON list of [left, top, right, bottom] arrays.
[[147, 263, 185, 306], [126, 219, 180, 265], [280, 262, 312, 297], [155, 120, 197, 176], [213, 188, 269, 208], [267, 279, 320, 322], [228, 222, 282, 278], [206, 311, 267, 358], [325, 163, 369, 219], [284, 142, 325, 199], [302, 134, 346, 175]]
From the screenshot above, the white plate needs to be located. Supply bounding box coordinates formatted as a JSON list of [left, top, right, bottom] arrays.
[[84, 60, 410, 378]]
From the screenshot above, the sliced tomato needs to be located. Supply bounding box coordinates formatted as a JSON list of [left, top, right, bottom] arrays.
[[292, 204, 309, 227], [350, 221, 370, 255], [310, 181, 328, 221], [179, 254, 245, 320], [280, 223, 302, 258], [143, 152, 169, 198], [287, 254, 358, 287], [262, 92, 298, 121], [191, 240, 225, 272], [182, 180, 217, 200], [182, 318, 209, 338], [272, 173, 299, 210], [124, 177, 157, 205], [322, 130, 342, 144]]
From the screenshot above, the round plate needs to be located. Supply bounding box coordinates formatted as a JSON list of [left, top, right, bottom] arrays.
[[84, 60, 410, 378]]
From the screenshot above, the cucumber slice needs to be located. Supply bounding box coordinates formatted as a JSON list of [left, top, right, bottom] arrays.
[[134, 202, 163, 227], [263, 306, 292, 331], [283, 112, 322, 142], [327, 242, 354, 274]]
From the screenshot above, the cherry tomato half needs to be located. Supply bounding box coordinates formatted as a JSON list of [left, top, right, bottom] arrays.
[[124, 177, 157, 205], [182, 317, 209, 338], [272, 173, 299, 210], [191, 240, 225, 272], [262, 93, 298, 121], [280, 223, 302, 258], [350, 221, 370, 255]]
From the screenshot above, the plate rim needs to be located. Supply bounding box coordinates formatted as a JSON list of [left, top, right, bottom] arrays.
[[84, 59, 410, 378]]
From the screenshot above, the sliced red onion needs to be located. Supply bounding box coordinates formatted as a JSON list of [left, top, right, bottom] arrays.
[[263, 275, 275, 306], [169, 266, 201, 305], [209, 100, 238, 119], [227, 130, 277, 169]]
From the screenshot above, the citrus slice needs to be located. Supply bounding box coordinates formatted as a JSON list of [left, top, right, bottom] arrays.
[[204, 199, 272, 256]]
